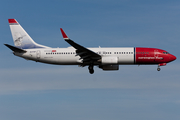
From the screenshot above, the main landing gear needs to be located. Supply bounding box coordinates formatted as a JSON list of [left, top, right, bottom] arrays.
[[88, 64, 94, 74]]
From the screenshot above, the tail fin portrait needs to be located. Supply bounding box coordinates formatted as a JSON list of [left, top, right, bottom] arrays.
[[8, 19, 49, 49]]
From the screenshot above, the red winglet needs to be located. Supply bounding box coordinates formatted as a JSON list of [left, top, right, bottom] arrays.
[[8, 19, 18, 23], [60, 28, 69, 39]]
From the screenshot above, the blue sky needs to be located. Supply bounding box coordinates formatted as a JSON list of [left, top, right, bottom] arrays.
[[0, 0, 180, 120]]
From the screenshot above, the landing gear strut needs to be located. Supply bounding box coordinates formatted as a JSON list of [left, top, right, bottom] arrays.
[[157, 65, 161, 71], [88, 64, 94, 74]]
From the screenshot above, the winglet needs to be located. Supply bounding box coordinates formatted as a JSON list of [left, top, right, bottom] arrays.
[[60, 28, 69, 40]]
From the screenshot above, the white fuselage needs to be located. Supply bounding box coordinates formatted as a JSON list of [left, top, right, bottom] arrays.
[[15, 47, 135, 65]]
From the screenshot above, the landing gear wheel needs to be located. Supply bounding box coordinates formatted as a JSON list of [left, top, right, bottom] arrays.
[[157, 67, 161, 71], [88, 64, 94, 74], [89, 69, 94, 74]]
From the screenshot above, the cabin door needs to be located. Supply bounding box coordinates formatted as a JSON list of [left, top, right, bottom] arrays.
[[36, 50, 41, 59]]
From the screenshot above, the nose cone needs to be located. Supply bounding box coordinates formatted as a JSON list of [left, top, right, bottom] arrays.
[[170, 54, 176, 62]]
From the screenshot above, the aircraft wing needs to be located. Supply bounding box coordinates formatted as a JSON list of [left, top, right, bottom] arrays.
[[60, 28, 101, 62]]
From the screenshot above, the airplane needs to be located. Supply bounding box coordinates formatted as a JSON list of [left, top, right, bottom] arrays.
[[5, 19, 176, 74]]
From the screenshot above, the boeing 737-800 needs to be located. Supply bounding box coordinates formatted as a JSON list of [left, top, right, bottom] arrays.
[[5, 19, 176, 74]]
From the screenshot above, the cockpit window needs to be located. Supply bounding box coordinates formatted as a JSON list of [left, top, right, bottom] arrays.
[[163, 52, 169, 54]]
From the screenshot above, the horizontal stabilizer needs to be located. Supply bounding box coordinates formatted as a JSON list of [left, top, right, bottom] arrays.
[[4, 44, 26, 53]]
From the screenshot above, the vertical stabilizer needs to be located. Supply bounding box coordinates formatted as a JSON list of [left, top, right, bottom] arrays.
[[8, 19, 49, 49]]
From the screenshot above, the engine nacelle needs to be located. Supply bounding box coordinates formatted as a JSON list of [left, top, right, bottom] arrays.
[[101, 56, 118, 64], [99, 65, 119, 71]]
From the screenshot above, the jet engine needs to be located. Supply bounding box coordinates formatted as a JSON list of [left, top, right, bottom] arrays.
[[101, 56, 118, 64]]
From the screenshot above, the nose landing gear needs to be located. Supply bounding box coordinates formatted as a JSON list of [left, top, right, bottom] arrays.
[[157, 63, 167, 71], [157, 67, 161, 71], [157, 64, 161, 71]]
